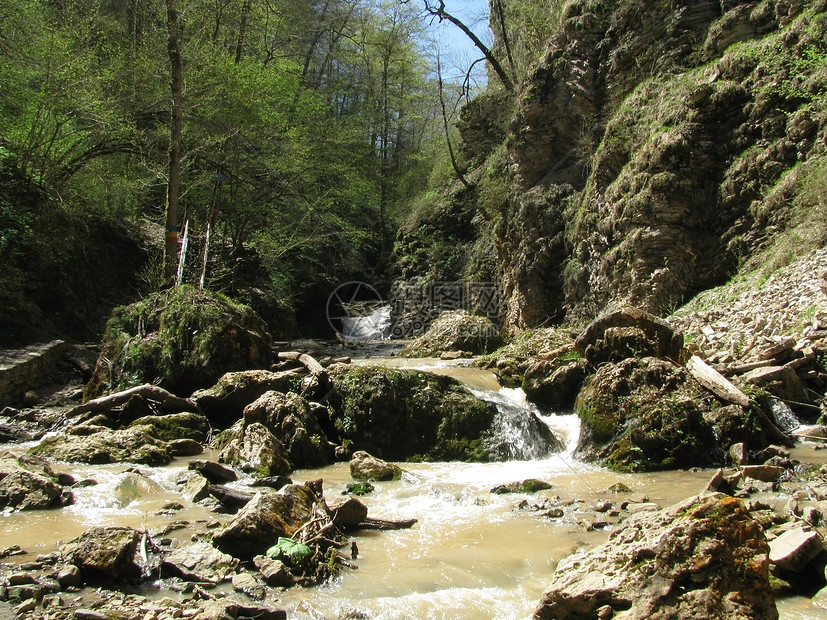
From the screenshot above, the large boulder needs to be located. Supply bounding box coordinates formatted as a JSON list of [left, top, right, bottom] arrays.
[[29, 427, 172, 465], [400, 310, 503, 357], [192, 369, 301, 428], [239, 391, 334, 468], [574, 356, 720, 471], [84, 285, 272, 400], [212, 484, 318, 560], [128, 412, 212, 443], [60, 526, 142, 584], [349, 451, 401, 481], [534, 494, 777, 619], [574, 307, 684, 365], [218, 422, 292, 478], [0, 451, 65, 510], [328, 366, 508, 462]]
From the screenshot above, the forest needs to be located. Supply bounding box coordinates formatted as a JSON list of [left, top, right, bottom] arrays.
[[1, 0, 549, 344]]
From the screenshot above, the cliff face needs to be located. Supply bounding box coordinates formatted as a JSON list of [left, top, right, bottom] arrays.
[[398, 0, 827, 331]]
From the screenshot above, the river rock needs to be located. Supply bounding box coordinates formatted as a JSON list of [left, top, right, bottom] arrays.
[[327, 497, 368, 529], [329, 365, 501, 462], [241, 390, 334, 468], [0, 451, 64, 511], [574, 307, 684, 365], [349, 451, 401, 481], [161, 540, 239, 584], [189, 459, 239, 483], [769, 527, 824, 573], [574, 356, 719, 471], [253, 555, 295, 587], [60, 526, 142, 584], [742, 464, 786, 483], [29, 427, 172, 465], [212, 484, 318, 560], [192, 369, 301, 428], [84, 286, 272, 400], [744, 365, 807, 403], [128, 412, 211, 443], [521, 358, 587, 409], [399, 310, 502, 357], [168, 437, 204, 456], [218, 422, 292, 477], [534, 494, 776, 619]]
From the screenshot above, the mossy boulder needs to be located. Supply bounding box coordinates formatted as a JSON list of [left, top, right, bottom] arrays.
[[192, 369, 300, 428], [574, 357, 721, 472], [128, 412, 211, 443], [84, 285, 272, 399], [30, 427, 172, 466], [327, 365, 499, 462], [214, 390, 333, 474], [400, 310, 503, 358], [535, 494, 776, 619]]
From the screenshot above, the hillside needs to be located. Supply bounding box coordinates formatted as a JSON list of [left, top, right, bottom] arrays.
[[394, 0, 826, 331]]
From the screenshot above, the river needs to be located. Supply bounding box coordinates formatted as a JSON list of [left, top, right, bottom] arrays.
[[1, 357, 825, 618]]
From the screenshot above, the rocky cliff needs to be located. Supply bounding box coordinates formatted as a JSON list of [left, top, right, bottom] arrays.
[[396, 0, 827, 330]]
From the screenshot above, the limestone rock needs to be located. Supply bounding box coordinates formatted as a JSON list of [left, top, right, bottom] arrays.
[[769, 527, 824, 573], [253, 555, 295, 587], [128, 412, 211, 443], [742, 465, 786, 483], [349, 451, 401, 481], [241, 390, 334, 468], [212, 484, 318, 560], [574, 307, 684, 365], [60, 527, 141, 584], [744, 365, 807, 403], [29, 427, 171, 465], [0, 451, 64, 511], [192, 369, 300, 428], [534, 495, 777, 619], [218, 422, 292, 478], [84, 286, 272, 400], [400, 310, 502, 357], [327, 497, 369, 529], [189, 460, 239, 483], [574, 357, 719, 471], [161, 541, 239, 584]]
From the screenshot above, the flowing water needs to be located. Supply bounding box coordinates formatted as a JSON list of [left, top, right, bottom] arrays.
[[1, 358, 825, 618]]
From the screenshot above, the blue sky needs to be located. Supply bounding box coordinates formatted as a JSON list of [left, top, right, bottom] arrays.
[[417, 0, 492, 86]]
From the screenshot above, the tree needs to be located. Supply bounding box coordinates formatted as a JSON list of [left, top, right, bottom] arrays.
[[413, 0, 513, 92], [164, 0, 184, 285]]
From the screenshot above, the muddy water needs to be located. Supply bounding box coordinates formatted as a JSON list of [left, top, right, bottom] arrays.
[[1, 358, 825, 618]]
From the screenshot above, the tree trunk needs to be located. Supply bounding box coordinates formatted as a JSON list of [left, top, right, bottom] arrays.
[[164, 0, 184, 285]]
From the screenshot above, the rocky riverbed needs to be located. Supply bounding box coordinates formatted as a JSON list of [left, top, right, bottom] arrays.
[[0, 248, 826, 619]]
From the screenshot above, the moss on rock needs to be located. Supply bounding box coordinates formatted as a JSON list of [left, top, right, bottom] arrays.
[[328, 365, 498, 462], [85, 285, 272, 399]]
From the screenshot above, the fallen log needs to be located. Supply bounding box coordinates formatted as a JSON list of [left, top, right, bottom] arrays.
[[276, 351, 326, 375], [686, 356, 750, 408], [356, 516, 418, 531], [70, 383, 198, 417]]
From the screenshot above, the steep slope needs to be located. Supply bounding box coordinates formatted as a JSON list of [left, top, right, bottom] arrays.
[[396, 0, 827, 331]]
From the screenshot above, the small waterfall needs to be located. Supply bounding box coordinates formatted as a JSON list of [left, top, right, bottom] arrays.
[[470, 386, 570, 461], [769, 397, 800, 432], [340, 305, 392, 340]]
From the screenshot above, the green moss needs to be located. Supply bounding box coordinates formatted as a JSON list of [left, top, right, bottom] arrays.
[[329, 366, 497, 462]]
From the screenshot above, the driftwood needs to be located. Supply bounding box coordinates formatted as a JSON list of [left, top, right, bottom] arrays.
[[355, 516, 418, 530], [686, 356, 750, 408], [277, 351, 326, 374], [70, 383, 198, 417]]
